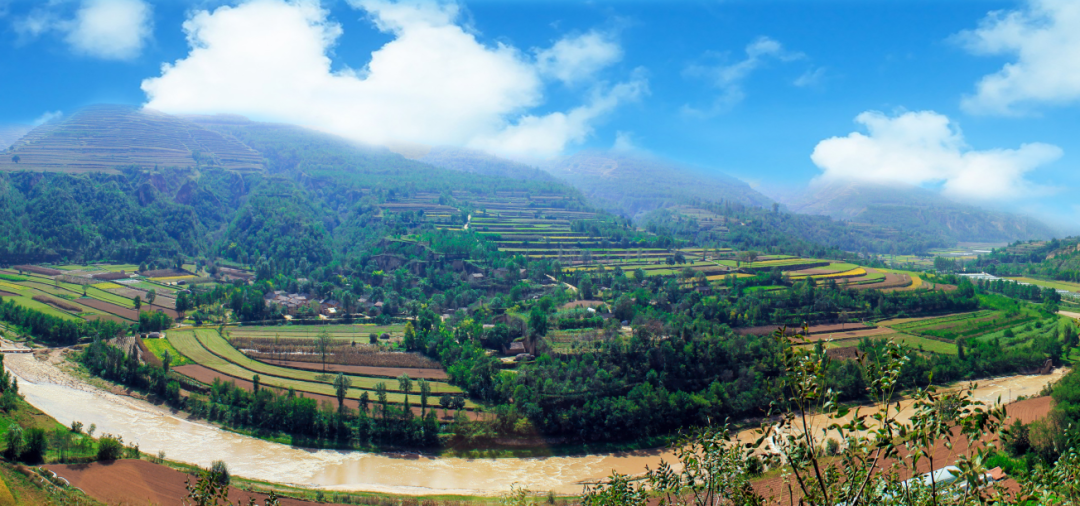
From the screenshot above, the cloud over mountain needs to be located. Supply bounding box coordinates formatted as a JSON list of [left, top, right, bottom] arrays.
[[141, 0, 642, 160], [810, 110, 1062, 201]]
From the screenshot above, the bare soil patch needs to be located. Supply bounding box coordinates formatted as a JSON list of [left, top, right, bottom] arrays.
[[13, 265, 61, 276], [78, 297, 180, 320], [31, 294, 82, 312], [45, 459, 344, 506], [736, 323, 876, 336], [259, 359, 448, 380]]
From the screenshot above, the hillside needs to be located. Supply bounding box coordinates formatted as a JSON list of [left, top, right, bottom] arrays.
[[780, 181, 1056, 244], [414, 146, 556, 182], [0, 105, 265, 174], [542, 151, 774, 219], [0, 125, 31, 151]]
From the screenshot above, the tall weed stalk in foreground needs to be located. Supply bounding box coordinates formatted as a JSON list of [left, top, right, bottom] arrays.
[[577, 324, 1076, 505]]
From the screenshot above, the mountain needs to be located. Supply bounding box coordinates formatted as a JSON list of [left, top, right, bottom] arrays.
[[0, 105, 265, 174], [542, 151, 774, 219], [779, 181, 1057, 243], [382, 144, 556, 182], [0, 125, 31, 151]]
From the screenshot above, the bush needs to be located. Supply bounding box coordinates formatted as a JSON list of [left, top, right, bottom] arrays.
[[745, 455, 764, 476], [825, 438, 841, 456], [97, 435, 124, 461], [211, 460, 230, 486], [21, 428, 47, 463], [3, 426, 24, 461]]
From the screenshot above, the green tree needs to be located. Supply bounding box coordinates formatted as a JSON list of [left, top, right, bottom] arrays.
[[398, 374, 413, 420], [4, 425, 24, 460], [315, 327, 333, 371], [146, 289, 157, 311], [529, 307, 548, 337], [418, 378, 431, 419], [375, 382, 388, 419], [333, 373, 352, 412]]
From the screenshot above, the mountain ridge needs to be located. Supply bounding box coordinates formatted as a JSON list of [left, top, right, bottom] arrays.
[[777, 181, 1057, 243]]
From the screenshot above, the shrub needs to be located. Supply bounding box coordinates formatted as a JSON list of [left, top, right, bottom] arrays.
[[4, 426, 24, 461], [211, 460, 230, 486], [21, 428, 47, 463], [97, 434, 124, 461], [745, 455, 764, 476]]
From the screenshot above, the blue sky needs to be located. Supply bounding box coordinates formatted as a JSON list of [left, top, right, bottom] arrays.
[[2, 0, 1079, 230]]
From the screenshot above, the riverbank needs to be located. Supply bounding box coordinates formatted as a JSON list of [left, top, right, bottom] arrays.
[[3, 345, 1068, 498], [3, 349, 674, 496]]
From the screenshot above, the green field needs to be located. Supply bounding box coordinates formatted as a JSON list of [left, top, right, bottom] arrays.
[[890, 310, 1040, 341], [1003, 276, 1080, 293], [142, 337, 193, 366]]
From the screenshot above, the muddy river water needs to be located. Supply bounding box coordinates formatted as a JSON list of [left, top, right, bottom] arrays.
[[3, 351, 1065, 496], [4, 352, 669, 495]]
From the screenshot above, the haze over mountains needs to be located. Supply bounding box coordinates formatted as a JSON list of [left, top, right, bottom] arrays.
[[776, 181, 1058, 244], [0, 105, 264, 173], [0, 104, 1058, 246]]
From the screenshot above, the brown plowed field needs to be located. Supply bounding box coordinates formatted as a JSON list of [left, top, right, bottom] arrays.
[[45, 459, 346, 506], [77, 297, 180, 320], [0, 290, 18, 297], [83, 313, 126, 324], [850, 271, 912, 290], [800, 327, 894, 342], [736, 323, 876, 336], [259, 359, 448, 380], [13, 265, 62, 276], [173, 364, 473, 420]]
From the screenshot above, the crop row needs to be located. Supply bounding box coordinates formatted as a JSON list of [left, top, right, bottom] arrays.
[[167, 330, 466, 408]]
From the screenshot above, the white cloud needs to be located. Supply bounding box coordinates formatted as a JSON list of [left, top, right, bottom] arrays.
[[535, 30, 622, 85], [14, 0, 152, 60], [66, 0, 152, 60], [810, 110, 1062, 201], [794, 67, 826, 88], [611, 130, 637, 152], [958, 0, 1080, 115], [468, 74, 647, 159], [32, 110, 63, 125], [141, 0, 636, 160], [683, 36, 802, 116]]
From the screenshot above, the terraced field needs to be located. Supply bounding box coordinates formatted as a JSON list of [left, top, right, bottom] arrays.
[[167, 330, 467, 408], [0, 266, 189, 323], [889, 310, 1039, 341], [230, 324, 406, 341]]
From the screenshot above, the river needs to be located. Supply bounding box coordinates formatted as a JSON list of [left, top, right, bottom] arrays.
[[3, 350, 1066, 496], [4, 351, 668, 496]]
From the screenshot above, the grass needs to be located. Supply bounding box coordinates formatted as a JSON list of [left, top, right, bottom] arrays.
[[0, 274, 27, 282], [142, 338, 193, 366], [1003, 276, 1080, 293], [885, 333, 958, 355], [892, 310, 1039, 341]]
